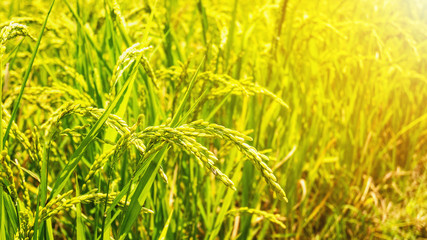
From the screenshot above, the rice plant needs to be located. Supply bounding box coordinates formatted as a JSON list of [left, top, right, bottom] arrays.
[[1, 0, 426, 239]]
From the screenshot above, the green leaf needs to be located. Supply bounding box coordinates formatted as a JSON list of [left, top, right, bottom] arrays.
[[118, 147, 167, 239], [1, 190, 17, 235], [0, 189, 6, 239], [76, 175, 85, 240], [170, 58, 204, 127], [158, 208, 174, 240]]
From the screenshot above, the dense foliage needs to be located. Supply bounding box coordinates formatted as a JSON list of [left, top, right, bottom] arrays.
[[1, 0, 426, 239]]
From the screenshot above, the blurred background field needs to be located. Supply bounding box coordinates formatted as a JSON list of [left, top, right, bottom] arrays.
[[1, 0, 427, 239]]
